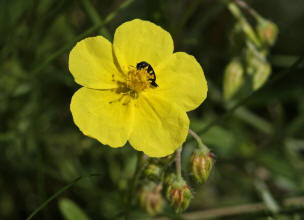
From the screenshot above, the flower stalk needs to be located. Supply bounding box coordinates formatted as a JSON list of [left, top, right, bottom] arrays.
[[176, 147, 182, 180], [227, 2, 262, 48], [188, 129, 209, 154], [125, 152, 146, 219], [233, 0, 259, 18]]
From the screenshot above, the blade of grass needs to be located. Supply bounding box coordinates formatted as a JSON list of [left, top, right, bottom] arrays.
[[78, 0, 111, 39], [175, 0, 203, 35], [234, 107, 273, 135], [254, 179, 280, 214], [25, 173, 102, 220], [207, 81, 274, 135]]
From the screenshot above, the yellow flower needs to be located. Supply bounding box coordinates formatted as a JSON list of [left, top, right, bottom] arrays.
[[69, 19, 207, 157]]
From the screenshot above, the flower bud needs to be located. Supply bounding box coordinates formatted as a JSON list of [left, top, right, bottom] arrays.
[[144, 163, 162, 181], [245, 48, 271, 90], [252, 60, 271, 90], [190, 149, 214, 183], [164, 173, 176, 199], [223, 58, 245, 100], [166, 177, 192, 213], [256, 18, 278, 47], [138, 182, 164, 216]]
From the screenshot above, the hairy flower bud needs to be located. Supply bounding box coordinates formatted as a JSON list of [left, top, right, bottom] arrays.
[[138, 182, 164, 216], [256, 18, 278, 47], [166, 177, 192, 213], [223, 58, 245, 100], [144, 163, 162, 181], [164, 173, 176, 199], [190, 150, 214, 183]]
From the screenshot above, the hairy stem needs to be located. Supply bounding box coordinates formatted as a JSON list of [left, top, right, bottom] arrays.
[[176, 147, 182, 180], [188, 129, 209, 153]]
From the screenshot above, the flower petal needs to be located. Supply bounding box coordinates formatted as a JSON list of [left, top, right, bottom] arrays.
[[129, 93, 189, 157], [113, 19, 174, 73], [70, 87, 134, 147], [153, 52, 207, 112], [69, 36, 123, 89]]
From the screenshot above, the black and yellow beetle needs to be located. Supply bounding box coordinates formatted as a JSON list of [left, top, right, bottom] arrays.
[[136, 61, 158, 87]]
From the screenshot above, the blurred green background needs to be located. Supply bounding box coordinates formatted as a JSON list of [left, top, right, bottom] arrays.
[[1, 0, 304, 219]]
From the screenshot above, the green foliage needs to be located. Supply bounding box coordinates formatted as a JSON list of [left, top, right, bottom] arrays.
[[59, 198, 91, 220], [1, 0, 304, 219]]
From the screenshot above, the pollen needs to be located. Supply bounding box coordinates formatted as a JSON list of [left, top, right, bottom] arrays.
[[109, 66, 157, 105], [126, 66, 154, 93]]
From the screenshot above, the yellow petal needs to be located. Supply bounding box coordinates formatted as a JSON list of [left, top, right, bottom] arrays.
[[69, 36, 123, 89], [129, 93, 189, 157], [113, 19, 174, 73], [70, 87, 134, 147], [153, 52, 207, 112]]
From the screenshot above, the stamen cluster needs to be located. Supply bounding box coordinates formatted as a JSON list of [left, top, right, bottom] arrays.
[[126, 66, 153, 93]]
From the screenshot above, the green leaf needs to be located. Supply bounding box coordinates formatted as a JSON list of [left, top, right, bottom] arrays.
[[59, 198, 91, 220]]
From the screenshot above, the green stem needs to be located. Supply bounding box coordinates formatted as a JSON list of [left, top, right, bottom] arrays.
[[234, 107, 273, 135], [227, 2, 262, 48], [209, 80, 274, 135], [176, 147, 182, 180], [233, 0, 266, 26], [125, 152, 146, 220], [233, 0, 259, 18], [188, 129, 209, 153]]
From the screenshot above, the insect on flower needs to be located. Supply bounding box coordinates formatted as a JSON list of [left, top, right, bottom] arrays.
[[136, 61, 158, 87]]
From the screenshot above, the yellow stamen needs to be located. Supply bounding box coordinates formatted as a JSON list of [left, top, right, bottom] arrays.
[[109, 66, 156, 105], [126, 66, 153, 93]]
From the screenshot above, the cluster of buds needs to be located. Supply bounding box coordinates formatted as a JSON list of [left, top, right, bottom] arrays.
[[224, 2, 278, 100], [190, 149, 214, 183], [165, 174, 192, 213], [137, 131, 213, 215], [138, 182, 164, 216]]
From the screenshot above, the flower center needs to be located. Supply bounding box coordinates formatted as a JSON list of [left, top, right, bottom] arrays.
[[126, 61, 158, 93], [109, 62, 158, 105]]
